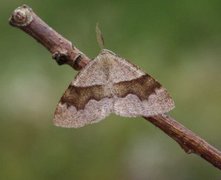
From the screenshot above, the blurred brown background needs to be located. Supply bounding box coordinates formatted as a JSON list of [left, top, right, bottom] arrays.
[[1, 0, 221, 179]]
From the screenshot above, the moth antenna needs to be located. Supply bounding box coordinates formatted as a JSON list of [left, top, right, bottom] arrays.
[[96, 23, 105, 50]]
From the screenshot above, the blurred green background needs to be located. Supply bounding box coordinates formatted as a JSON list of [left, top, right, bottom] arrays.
[[1, 0, 221, 179]]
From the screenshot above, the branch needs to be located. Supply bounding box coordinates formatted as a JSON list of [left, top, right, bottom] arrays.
[[9, 4, 90, 70], [146, 115, 221, 168], [9, 4, 221, 170]]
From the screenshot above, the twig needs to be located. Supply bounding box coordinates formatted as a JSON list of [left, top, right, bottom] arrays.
[[9, 4, 89, 70], [9, 4, 221, 170], [146, 114, 221, 169]]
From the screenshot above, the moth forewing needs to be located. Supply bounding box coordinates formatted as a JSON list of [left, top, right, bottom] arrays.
[[53, 49, 175, 128]]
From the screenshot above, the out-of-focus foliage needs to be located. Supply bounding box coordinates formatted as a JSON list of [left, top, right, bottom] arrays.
[[1, 0, 221, 179]]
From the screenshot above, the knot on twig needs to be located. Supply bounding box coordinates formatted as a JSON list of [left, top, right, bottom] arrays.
[[52, 50, 85, 70], [52, 51, 69, 65], [9, 4, 33, 27]]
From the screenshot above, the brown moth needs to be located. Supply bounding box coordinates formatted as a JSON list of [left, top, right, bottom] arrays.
[[53, 49, 175, 128]]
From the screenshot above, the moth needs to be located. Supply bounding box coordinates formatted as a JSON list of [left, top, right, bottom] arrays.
[[53, 49, 175, 128]]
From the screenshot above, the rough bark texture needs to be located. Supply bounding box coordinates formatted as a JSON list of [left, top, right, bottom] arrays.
[[9, 4, 221, 170]]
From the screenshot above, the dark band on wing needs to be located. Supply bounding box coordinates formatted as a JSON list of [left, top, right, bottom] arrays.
[[60, 74, 161, 110], [60, 84, 111, 110], [113, 74, 161, 100]]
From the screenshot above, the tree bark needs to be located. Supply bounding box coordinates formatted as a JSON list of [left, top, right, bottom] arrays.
[[9, 4, 221, 170]]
